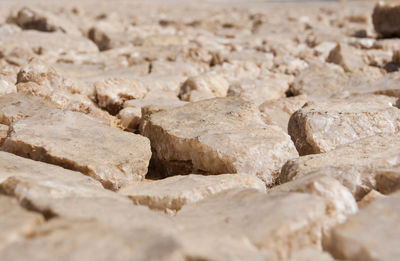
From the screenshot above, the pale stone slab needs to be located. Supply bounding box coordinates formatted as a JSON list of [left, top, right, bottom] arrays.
[[288, 95, 400, 155], [119, 174, 266, 211], [141, 97, 298, 185], [2, 109, 151, 190]]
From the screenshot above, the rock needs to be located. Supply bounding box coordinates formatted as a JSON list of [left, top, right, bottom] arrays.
[[94, 78, 147, 115], [288, 95, 400, 155], [176, 189, 344, 260], [141, 97, 298, 185], [117, 107, 142, 131], [119, 174, 266, 212], [280, 133, 400, 200], [350, 72, 400, 98], [0, 93, 57, 125], [0, 67, 17, 96], [357, 189, 385, 208], [178, 72, 229, 102], [326, 192, 400, 261], [0, 219, 185, 261], [372, 2, 400, 38], [1, 109, 151, 190], [287, 248, 334, 261], [8, 7, 82, 36], [271, 174, 357, 225], [227, 74, 291, 105], [0, 124, 8, 146], [259, 95, 308, 132], [150, 60, 208, 77], [0, 195, 43, 251], [16, 58, 115, 125]]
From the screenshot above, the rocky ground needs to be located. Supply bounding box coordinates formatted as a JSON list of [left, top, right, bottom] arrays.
[[0, 0, 399, 260]]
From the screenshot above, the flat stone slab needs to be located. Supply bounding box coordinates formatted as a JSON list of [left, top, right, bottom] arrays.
[[326, 192, 400, 261], [1, 109, 151, 190], [288, 95, 400, 155], [280, 133, 400, 200], [119, 173, 266, 211], [141, 97, 298, 185]]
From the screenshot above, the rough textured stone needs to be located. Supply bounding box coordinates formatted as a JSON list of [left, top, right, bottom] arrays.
[[0, 67, 17, 96], [94, 78, 147, 115], [372, 2, 400, 38], [0, 124, 8, 146], [259, 95, 308, 132], [1, 109, 151, 190], [326, 192, 400, 261], [0, 219, 185, 261], [287, 248, 334, 261], [280, 133, 400, 200], [119, 173, 266, 211], [178, 72, 229, 102], [0, 195, 43, 251], [357, 189, 385, 209], [288, 95, 400, 155], [141, 97, 298, 185], [176, 189, 343, 260], [326, 43, 367, 73]]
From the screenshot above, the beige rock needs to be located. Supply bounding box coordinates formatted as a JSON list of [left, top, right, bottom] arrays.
[[117, 107, 142, 131], [288, 95, 400, 155], [326, 192, 400, 261], [350, 72, 400, 98], [141, 97, 298, 185], [0, 67, 17, 96], [259, 95, 308, 132], [150, 60, 208, 77], [2, 109, 151, 190], [119, 174, 266, 211], [176, 189, 343, 260], [271, 174, 357, 225], [0, 124, 8, 146], [94, 78, 147, 115], [8, 7, 82, 36], [0, 195, 43, 251], [227, 74, 290, 105], [88, 21, 126, 51], [16, 59, 114, 125], [287, 248, 334, 261], [280, 133, 400, 200], [372, 2, 400, 37], [0, 93, 57, 125], [357, 189, 385, 208], [178, 72, 229, 102], [0, 219, 185, 261]]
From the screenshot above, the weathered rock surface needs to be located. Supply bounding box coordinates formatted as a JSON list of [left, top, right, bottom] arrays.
[[0, 219, 185, 261], [178, 72, 229, 102], [288, 95, 400, 155], [94, 78, 147, 115], [0, 195, 43, 251], [176, 189, 344, 260], [287, 248, 334, 261], [259, 95, 308, 132], [326, 192, 400, 261], [141, 97, 298, 185], [1, 109, 151, 190], [0, 124, 8, 145], [280, 133, 400, 200], [119, 173, 266, 211], [372, 2, 400, 37], [357, 189, 385, 208]]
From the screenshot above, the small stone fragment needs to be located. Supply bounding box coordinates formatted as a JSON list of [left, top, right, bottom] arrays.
[[2, 109, 151, 190], [178, 72, 229, 102], [357, 189, 385, 208], [288, 95, 400, 155], [372, 2, 400, 38], [326, 193, 400, 261], [326, 43, 366, 73], [141, 97, 298, 185], [119, 174, 266, 211], [280, 133, 400, 200]]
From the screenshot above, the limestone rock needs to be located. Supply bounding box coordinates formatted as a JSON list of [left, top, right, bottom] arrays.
[[271, 174, 357, 225], [259, 95, 308, 132], [150, 60, 208, 77], [372, 2, 400, 37], [119, 174, 266, 211], [176, 189, 343, 260], [287, 248, 334, 261], [0, 93, 57, 125], [326, 43, 366, 73], [0, 219, 185, 261], [0, 195, 43, 251], [1, 109, 151, 190], [0, 67, 17, 96], [357, 190, 385, 208], [326, 193, 400, 261], [178, 72, 229, 102], [280, 133, 400, 200], [94, 78, 147, 115], [0, 124, 8, 146], [8, 7, 82, 36], [350, 72, 400, 98], [141, 97, 298, 185], [288, 95, 400, 155]]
